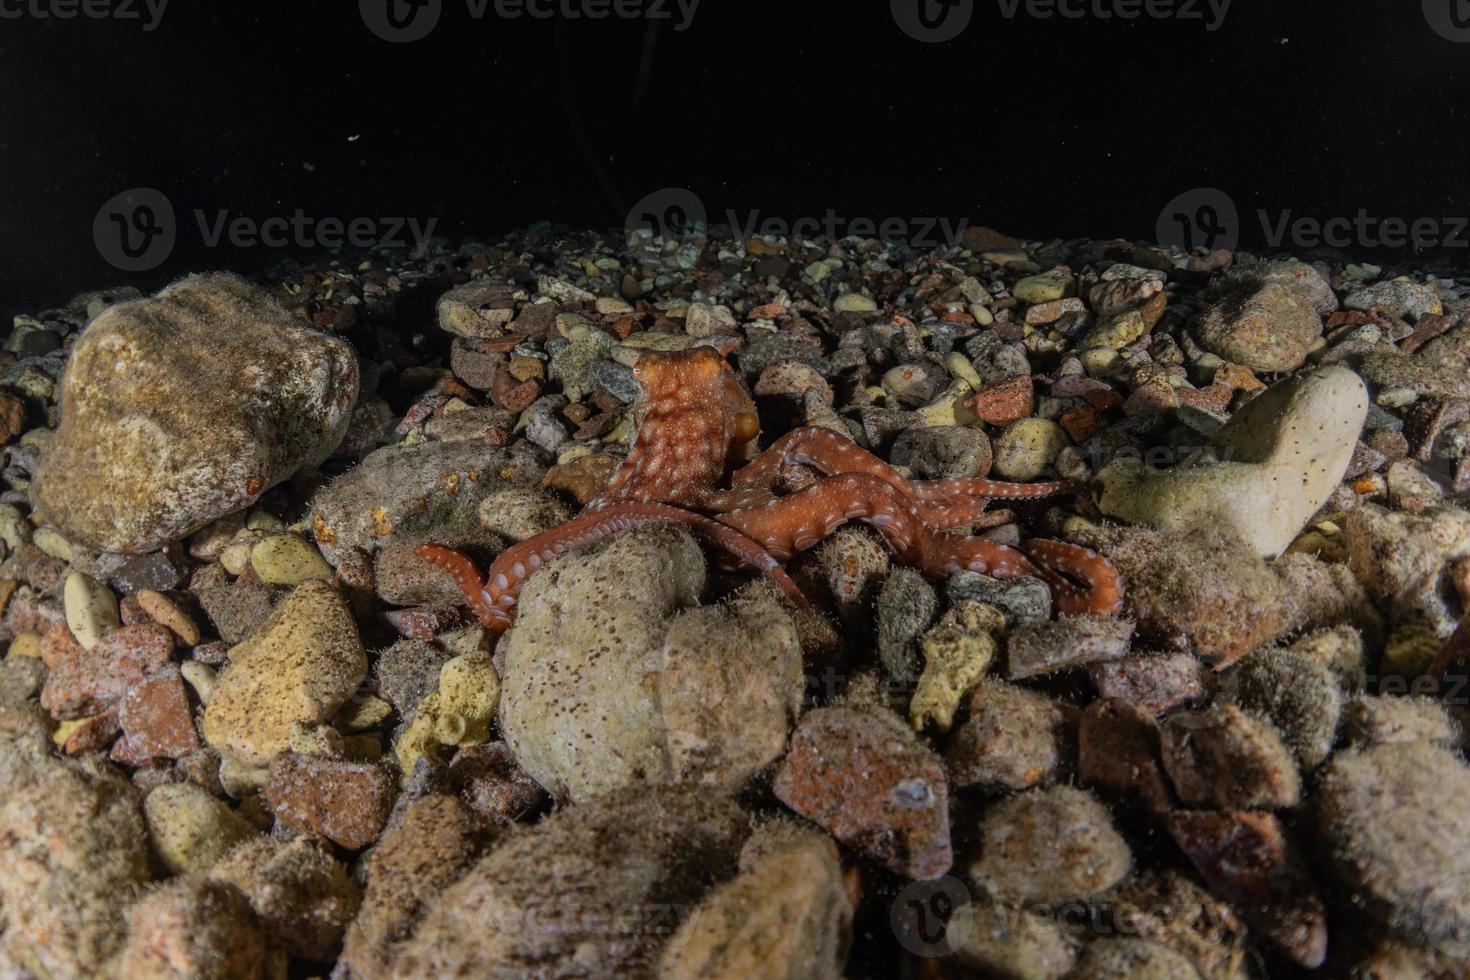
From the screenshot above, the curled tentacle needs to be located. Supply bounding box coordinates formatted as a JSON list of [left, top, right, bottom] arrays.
[[1020, 539, 1125, 618], [418, 502, 808, 634]]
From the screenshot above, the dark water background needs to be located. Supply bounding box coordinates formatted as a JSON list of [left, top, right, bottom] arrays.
[[3, 0, 1468, 310]]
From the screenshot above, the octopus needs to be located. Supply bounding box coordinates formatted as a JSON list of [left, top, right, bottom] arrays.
[[419, 347, 1123, 633]]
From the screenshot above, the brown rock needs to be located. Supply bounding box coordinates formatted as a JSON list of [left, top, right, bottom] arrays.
[[1159, 704, 1300, 810], [208, 835, 361, 962], [1088, 651, 1207, 715], [447, 742, 546, 823], [968, 785, 1131, 906], [0, 391, 25, 446], [1077, 699, 1173, 814], [541, 451, 620, 505], [774, 704, 952, 880], [1165, 809, 1327, 969], [946, 680, 1076, 791], [1196, 280, 1323, 373], [40, 622, 174, 720], [1005, 616, 1135, 680], [967, 375, 1035, 428], [116, 665, 201, 763], [265, 753, 396, 849]]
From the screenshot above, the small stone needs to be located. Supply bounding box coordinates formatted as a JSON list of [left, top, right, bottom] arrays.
[[946, 571, 1052, 626], [249, 533, 333, 585], [136, 588, 201, 646], [111, 876, 269, 980], [1223, 647, 1341, 770], [1196, 279, 1323, 372], [202, 580, 368, 773], [1087, 651, 1207, 715], [876, 568, 939, 685], [968, 785, 1130, 906], [1341, 694, 1460, 749], [1166, 809, 1327, 969], [1077, 699, 1172, 813], [774, 703, 952, 879], [947, 680, 1076, 791], [890, 425, 992, 480], [116, 665, 201, 763], [144, 781, 258, 875], [946, 901, 1078, 979], [1013, 270, 1076, 305], [1006, 616, 1135, 680], [967, 375, 1035, 428], [911, 600, 1004, 731], [991, 418, 1068, 481], [447, 742, 546, 823], [436, 279, 517, 338], [1159, 704, 1300, 809], [265, 753, 396, 849], [63, 571, 119, 650], [41, 622, 173, 720], [834, 292, 878, 314], [207, 835, 361, 962], [1344, 279, 1442, 320]]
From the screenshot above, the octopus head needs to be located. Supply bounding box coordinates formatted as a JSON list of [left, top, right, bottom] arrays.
[[632, 347, 760, 460]]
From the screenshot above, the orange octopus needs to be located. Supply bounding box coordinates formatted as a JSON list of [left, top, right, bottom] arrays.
[[419, 347, 1124, 633]]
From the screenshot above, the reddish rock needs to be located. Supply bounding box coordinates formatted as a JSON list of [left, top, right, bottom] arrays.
[[1059, 406, 1103, 443], [967, 375, 1034, 428], [4, 590, 64, 636], [266, 753, 397, 850], [116, 665, 200, 763], [0, 391, 25, 445], [61, 711, 122, 755], [1160, 705, 1300, 810], [1024, 297, 1085, 326], [489, 368, 541, 413], [41, 623, 174, 720], [959, 226, 1020, 252], [384, 605, 468, 640], [1166, 810, 1327, 969], [1175, 383, 1235, 414], [773, 705, 951, 880], [449, 339, 503, 391], [448, 742, 546, 823], [1088, 651, 1207, 715], [1077, 699, 1172, 814]]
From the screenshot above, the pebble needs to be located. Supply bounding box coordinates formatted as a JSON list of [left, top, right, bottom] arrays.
[[774, 703, 952, 880], [1077, 699, 1172, 813], [833, 292, 878, 313], [1012, 270, 1076, 305], [116, 665, 201, 763], [208, 835, 361, 961], [63, 570, 119, 650], [111, 877, 269, 980], [946, 571, 1052, 626], [144, 781, 258, 875], [265, 753, 396, 849], [1005, 616, 1135, 680], [249, 533, 334, 585], [201, 580, 368, 774], [1094, 366, 1369, 558], [1159, 704, 1300, 809], [1196, 278, 1323, 372], [876, 568, 939, 684], [947, 680, 1076, 791], [967, 785, 1130, 905], [991, 418, 1068, 480]]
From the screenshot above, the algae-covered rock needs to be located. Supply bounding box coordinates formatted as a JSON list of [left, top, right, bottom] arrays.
[[109, 876, 269, 980], [34, 273, 358, 553]]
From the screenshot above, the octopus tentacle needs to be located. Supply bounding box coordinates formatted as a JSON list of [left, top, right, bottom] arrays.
[[1021, 539, 1126, 618], [418, 502, 807, 633], [906, 477, 1085, 502], [731, 427, 912, 494], [718, 473, 926, 563]]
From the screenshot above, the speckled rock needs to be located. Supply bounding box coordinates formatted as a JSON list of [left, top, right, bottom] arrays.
[[1195, 277, 1323, 373], [992, 418, 1068, 481], [33, 274, 358, 553], [1343, 279, 1442, 320], [109, 877, 269, 980], [265, 753, 396, 849], [946, 571, 1052, 626], [1159, 704, 1300, 809], [659, 822, 852, 980], [500, 525, 803, 801], [946, 901, 1078, 979], [1094, 366, 1369, 558], [1317, 741, 1470, 950], [1005, 616, 1134, 680], [947, 680, 1076, 791], [342, 794, 490, 980], [0, 749, 151, 977], [774, 703, 952, 880], [207, 835, 361, 962], [1222, 646, 1341, 770], [1340, 694, 1461, 749], [890, 425, 993, 480], [967, 786, 1130, 906], [876, 567, 939, 684], [143, 781, 258, 875], [202, 580, 367, 773], [309, 440, 541, 563], [390, 786, 748, 979]]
